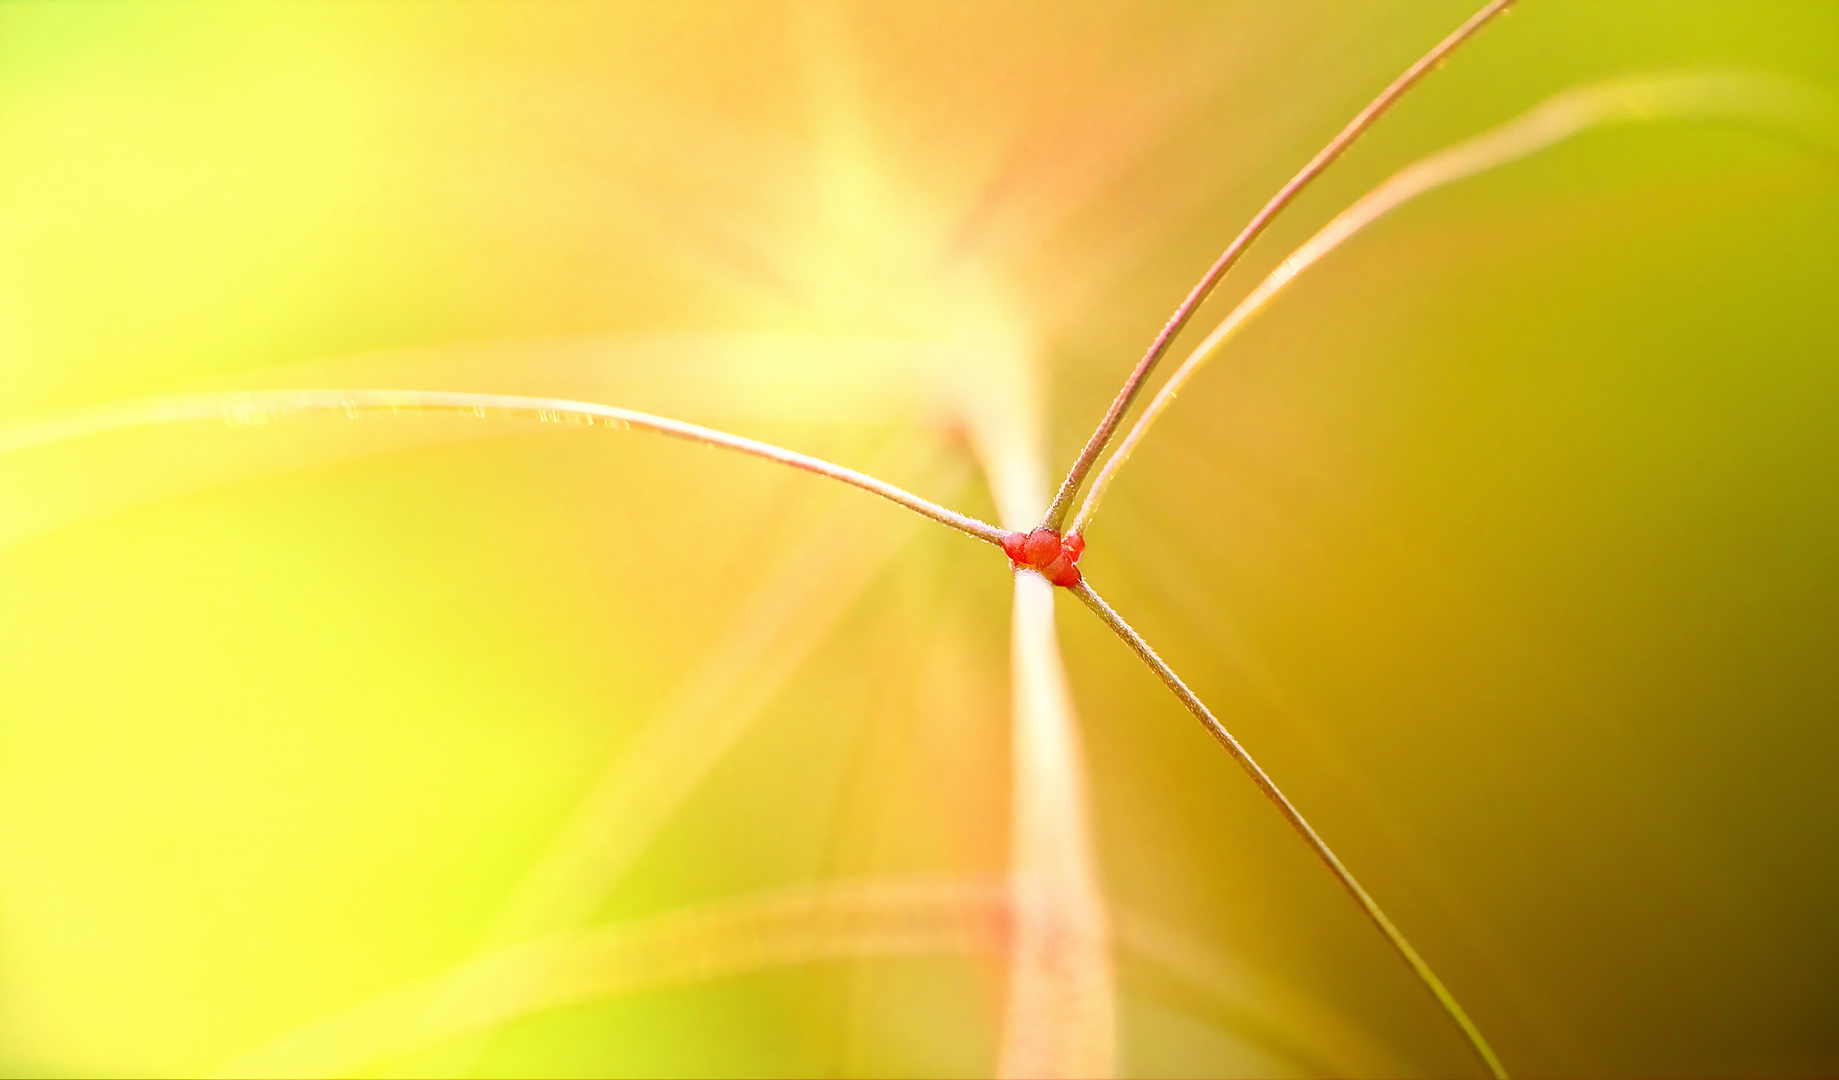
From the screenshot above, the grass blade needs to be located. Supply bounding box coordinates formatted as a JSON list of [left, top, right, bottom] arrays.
[[0, 388, 1005, 547], [1072, 578, 1508, 1079], [1072, 71, 1839, 535], [1042, 0, 1521, 531]]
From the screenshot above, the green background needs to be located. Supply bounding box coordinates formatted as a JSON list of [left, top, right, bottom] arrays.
[[2, 2, 1835, 1076]]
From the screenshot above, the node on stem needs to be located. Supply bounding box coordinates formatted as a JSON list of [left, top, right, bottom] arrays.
[[1000, 527, 1085, 587]]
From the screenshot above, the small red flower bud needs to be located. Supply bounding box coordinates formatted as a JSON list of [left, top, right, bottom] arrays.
[[1041, 552, 1083, 588], [999, 526, 1085, 587], [1022, 527, 1060, 566]]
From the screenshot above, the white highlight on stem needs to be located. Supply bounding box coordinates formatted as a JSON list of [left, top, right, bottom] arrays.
[[958, 336, 1117, 1079], [1072, 71, 1839, 536], [0, 388, 1007, 547], [1000, 570, 1115, 1078]]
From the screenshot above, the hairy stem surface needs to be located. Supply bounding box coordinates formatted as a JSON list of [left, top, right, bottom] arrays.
[[1042, 0, 1520, 531], [1072, 579, 1507, 1079], [0, 389, 1006, 546]]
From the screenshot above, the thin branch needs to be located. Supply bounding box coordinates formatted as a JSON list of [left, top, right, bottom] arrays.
[[1071, 578, 1507, 1080], [1070, 70, 1839, 535], [1041, 0, 1521, 532], [0, 388, 1007, 547]]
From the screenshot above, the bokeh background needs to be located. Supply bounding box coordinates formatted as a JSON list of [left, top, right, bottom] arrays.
[[2, 2, 1837, 1076]]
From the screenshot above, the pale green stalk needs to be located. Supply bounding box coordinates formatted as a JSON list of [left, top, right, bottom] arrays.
[[1072, 71, 1839, 535]]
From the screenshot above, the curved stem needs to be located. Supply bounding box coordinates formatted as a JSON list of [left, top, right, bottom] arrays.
[[1069, 69, 1839, 536], [0, 388, 1007, 547], [1041, 0, 1520, 532], [219, 872, 1371, 1080], [217, 875, 1011, 1079], [1071, 578, 1508, 1080]]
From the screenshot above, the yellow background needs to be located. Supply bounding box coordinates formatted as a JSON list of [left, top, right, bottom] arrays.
[[2, 2, 1837, 1076]]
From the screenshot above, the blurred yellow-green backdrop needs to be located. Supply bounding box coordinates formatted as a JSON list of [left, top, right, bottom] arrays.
[[2, 2, 1837, 1076]]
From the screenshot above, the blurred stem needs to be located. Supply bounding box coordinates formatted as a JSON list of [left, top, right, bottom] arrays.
[[1000, 570, 1115, 1078], [480, 439, 946, 942], [217, 875, 1011, 1079], [1071, 578, 1508, 1080], [218, 874, 1369, 1080], [960, 341, 1118, 1078], [1071, 70, 1839, 535], [1041, 0, 1520, 532], [0, 388, 1007, 546]]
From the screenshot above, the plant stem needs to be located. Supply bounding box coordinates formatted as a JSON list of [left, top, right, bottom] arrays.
[[1069, 70, 1839, 536], [1000, 570, 1115, 1079], [0, 388, 1008, 547], [1042, 0, 1520, 533], [217, 875, 1013, 1079], [1071, 578, 1508, 1080]]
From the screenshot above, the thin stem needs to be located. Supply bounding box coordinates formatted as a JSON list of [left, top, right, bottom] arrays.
[[218, 875, 1011, 1079], [1069, 69, 1839, 535], [1071, 578, 1508, 1080], [0, 388, 1008, 547], [222, 873, 1365, 1080], [1042, 0, 1519, 532]]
